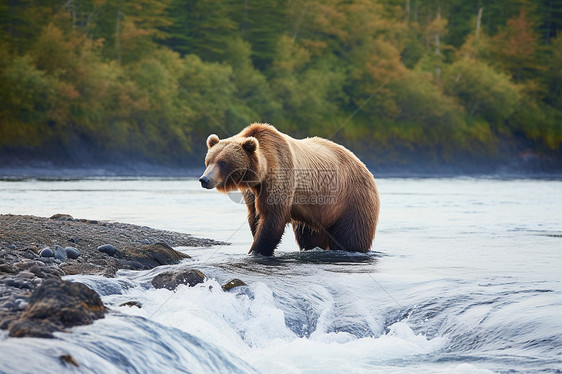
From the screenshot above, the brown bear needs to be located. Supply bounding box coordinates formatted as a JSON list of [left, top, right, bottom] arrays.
[[199, 123, 380, 256]]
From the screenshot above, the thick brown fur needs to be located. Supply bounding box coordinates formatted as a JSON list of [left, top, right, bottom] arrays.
[[200, 123, 380, 256]]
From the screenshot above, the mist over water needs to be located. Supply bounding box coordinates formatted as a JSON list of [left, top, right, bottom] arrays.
[[1, 177, 561, 373]]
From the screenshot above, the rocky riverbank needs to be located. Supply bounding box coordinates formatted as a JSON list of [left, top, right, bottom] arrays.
[[0, 214, 227, 338]]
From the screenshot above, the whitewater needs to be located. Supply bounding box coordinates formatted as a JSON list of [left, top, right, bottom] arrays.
[[0, 177, 561, 373]]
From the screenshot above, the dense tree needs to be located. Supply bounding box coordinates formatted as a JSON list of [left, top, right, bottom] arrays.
[[0, 0, 560, 169]]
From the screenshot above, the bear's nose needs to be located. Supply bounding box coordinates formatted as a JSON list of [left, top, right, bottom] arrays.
[[199, 176, 210, 189]]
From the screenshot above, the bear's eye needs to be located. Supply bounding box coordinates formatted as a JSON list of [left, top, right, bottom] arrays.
[[218, 160, 226, 167]]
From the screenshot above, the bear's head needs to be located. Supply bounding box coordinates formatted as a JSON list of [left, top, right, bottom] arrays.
[[199, 134, 262, 192]]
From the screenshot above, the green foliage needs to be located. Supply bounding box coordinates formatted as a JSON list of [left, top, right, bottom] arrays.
[[0, 0, 560, 168], [0, 54, 51, 147], [545, 33, 562, 110], [222, 37, 281, 129], [444, 58, 520, 125], [164, 0, 238, 61], [511, 103, 562, 151]]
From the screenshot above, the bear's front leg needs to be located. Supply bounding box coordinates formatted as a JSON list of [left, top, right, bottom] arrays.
[[243, 190, 259, 238], [248, 212, 286, 256]]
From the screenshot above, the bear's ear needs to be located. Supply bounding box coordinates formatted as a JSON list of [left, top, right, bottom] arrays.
[[242, 137, 258, 154], [206, 134, 220, 149]]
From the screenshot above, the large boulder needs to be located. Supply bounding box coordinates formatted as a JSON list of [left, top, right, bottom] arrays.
[[151, 268, 206, 291], [7, 278, 106, 338]]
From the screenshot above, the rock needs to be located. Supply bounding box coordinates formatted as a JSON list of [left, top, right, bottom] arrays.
[[64, 247, 81, 259], [50, 214, 73, 220], [7, 245, 16, 250], [17, 251, 37, 260], [54, 245, 67, 260], [151, 269, 206, 291], [141, 239, 150, 245], [222, 279, 247, 291], [50, 214, 71, 220], [1, 214, 221, 279], [26, 245, 39, 254], [2, 275, 34, 290], [17, 271, 35, 279], [97, 244, 117, 256], [61, 263, 116, 278], [0, 264, 16, 274], [119, 301, 142, 308], [7, 278, 107, 338], [26, 264, 44, 277], [40, 247, 54, 258], [119, 243, 190, 270]]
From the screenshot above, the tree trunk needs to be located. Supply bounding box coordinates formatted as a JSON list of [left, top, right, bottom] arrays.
[[116, 10, 121, 65], [405, 0, 410, 25], [476, 7, 483, 38], [546, 0, 552, 43], [8, 0, 14, 37]]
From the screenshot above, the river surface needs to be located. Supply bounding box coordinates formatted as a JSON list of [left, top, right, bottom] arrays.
[[0, 177, 561, 373]]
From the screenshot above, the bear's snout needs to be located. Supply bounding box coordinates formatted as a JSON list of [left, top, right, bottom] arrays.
[[199, 176, 211, 189]]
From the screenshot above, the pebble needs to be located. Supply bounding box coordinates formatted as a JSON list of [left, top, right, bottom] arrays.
[[17, 271, 35, 279], [7, 244, 16, 250], [15, 298, 29, 309], [141, 239, 150, 245], [0, 264, 16, 273], [97, 244, 117, 256], [65, 247, 81, 259], [40, 247, 54, 258], [54, 245, 68, 260]]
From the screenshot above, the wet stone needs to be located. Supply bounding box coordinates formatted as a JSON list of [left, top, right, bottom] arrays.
[[222, 279, 247, 291], [40, 247, 54, 258], [119, 243, 190, 270], [54, 245, 67, 260], [64, 247, 81, 259], [7, 278, 107, 338], [119, 301, 142, 308], [97, 244, 117, 256], [151, 269, 206, 291]]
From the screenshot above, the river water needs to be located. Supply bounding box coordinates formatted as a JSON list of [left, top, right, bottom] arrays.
[[0, 177, 561, 373]]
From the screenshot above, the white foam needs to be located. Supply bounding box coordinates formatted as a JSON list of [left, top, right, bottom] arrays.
[[451, 363, 495, 374], [110, 278, 448, 373]]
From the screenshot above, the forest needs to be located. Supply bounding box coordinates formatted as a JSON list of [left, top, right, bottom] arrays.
[[1, 0, 561, 173]]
